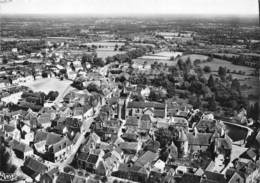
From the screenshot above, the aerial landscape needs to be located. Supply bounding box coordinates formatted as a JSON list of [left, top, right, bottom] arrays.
[[0, 0, 259, 182]]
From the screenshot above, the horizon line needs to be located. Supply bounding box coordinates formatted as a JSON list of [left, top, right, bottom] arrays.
[[1, 13, 259, 17]]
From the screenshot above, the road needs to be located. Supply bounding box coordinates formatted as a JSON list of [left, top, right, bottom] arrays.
[[57, 108, 100, 171]]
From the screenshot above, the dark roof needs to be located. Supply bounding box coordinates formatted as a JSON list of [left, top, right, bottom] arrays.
[[134, 151, 158, 167], [64, 118, 82, 129], [53, 137, 72, 153], [37, 113, 51, 124], [24, 157, 48, 175], [203, 171, 227, 183], [196, 119, 217, 133], [121, 133, 138, 142], [4, 124, 15, 132], [119, 142, 138, 151], [11, 140, 33, 153], [240, 148, 257, 160], [215, 137, 232, 150], [78, 152, 99, 164], [179, 173, 201, 183], [139, 116, 151, 131], [125, 117, 138, 126], [34, 130, 48, 143], [56, 172, 74, 183], [127, 101, 165, 109], [187, 133, 212, 146], [46, 133, 63, 146], [154, 109, 165, 118]]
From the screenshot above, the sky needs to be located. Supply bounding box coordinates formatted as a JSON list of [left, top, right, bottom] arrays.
[[1, 0, 259, 15]]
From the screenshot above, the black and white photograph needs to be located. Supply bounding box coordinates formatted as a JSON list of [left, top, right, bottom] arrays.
[[0, 0, 259, 182]]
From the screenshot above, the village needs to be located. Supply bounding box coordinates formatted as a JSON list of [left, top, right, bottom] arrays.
[[0, 12, 259, 183]]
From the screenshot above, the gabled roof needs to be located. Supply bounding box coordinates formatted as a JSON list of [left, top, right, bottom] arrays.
[[34, 130, 48, 143], [125, 117, 138, 126], [24, 157, 48, 175], [53, 137, 72, 153], [135, 151, 158, 167], [78, 152, 99, 164], [46, 133, 63, 146], [56, 172, 74, 183], [37, 113, 51, 124], [4, 124, 15, 133], [121, 133, 138, 142], [228, 172, 244, 183], [179, 173, 201, 183], [202, 171, 227, 183], [187, 133, 212, 146], [139, 115, 152, 131], [11, 140, 33, 153], [119, 142, 139, 151], [154, 109, 165, 118], [127, 101, 165, 109], [239, 148, 257, 161]]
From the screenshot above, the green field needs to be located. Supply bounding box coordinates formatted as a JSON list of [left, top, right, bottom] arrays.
[[199, 58, 254, 75]]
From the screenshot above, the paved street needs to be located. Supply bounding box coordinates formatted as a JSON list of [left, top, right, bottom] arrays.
[[58, 108, 100, 171]]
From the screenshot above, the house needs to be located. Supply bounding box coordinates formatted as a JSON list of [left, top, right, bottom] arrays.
[[59, 107, 73, 118], [227, 172, 244, 183], [73, 107, 84, 120], [134, 151, 158, 168], [125, 116, 139, 131], [77, 150, 104, 172], [239, 148, 257, 162], [143, 139, 160, 153], [37, 113, 52, 128], [179, 173, 201, 183], [102, 119, 121, 132], [187, 132, 212, 152], [11, 140, 33, 159], [40, 168, 59, 183], [214, 135, 233, 159], [56, 172, 75, 183], [121, 131, 138, 142], [45, 132, 72, 162], [99, 149, 123, 176], [112, 163, 149, 183], [201, 171, 227, 183], [22, 157, 48, 181], [34, 130, 48, 153], [55, 117, 82, 139], [126, 101, 166, 119], [119, 142, 141, 154], [3, 124, 20, 141], [20, 125, 34, 145], [138, 114, 152, 133]]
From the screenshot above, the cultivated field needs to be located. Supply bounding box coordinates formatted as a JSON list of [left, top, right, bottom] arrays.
[[199, 58, 254, 75]]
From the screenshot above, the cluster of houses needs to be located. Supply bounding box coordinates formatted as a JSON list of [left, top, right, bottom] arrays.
[[0, 68, 258, 183], [0, 37, 259, 183]]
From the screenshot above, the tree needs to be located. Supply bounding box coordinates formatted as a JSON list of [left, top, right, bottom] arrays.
[[208, 96, 217, 111], [2, 56, 8, 64], [218, 66, 227, 81], [0, 138, 16, 173], [81, 54, 92, 69], [166, 82, 176, 98], [203, 66, 211, 73], [87, 83, 101, 94], [208, 75, 215, 89], [92, 57, 104, 67], [231, 79, 240, 92], [47, 91, 59, 101], [155, 128, 173, 148]]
